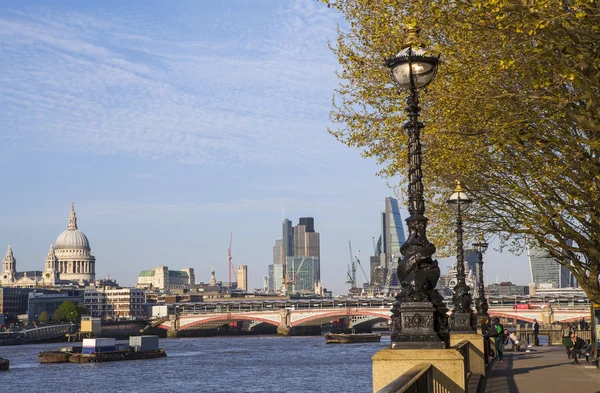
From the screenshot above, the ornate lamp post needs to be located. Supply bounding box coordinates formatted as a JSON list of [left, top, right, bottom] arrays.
[[472, 233, 489, 320], [386, 28, 449, 349], [446, 181, 476, 332]]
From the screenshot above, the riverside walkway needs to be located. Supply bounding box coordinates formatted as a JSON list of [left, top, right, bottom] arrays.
[[483, 345, 600, 393]]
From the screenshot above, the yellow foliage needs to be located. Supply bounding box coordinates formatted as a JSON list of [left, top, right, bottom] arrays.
[[324, 0, 600, 302]]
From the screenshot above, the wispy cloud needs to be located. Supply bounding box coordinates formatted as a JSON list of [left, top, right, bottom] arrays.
[[0, 1, 343, 165]]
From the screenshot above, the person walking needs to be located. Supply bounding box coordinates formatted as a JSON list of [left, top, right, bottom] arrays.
[[488, 318, 506, 362], [532, 318, 540, 346]]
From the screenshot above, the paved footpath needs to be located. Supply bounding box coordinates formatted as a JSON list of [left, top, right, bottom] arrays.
[[483, 345, 600, 393]]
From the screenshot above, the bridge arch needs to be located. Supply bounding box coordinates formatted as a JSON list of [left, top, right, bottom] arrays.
[[179, 314, 280, 330], [292, 309, 391, 327]]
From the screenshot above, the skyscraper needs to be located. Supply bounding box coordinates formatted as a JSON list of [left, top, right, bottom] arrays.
[[282, 219, 294, 258], [464, 249, 479, 274], [384, 197, 406, 267], [293, 218, 320, 282], [368, 197, 406, 289], [528, 241, 572, 288]]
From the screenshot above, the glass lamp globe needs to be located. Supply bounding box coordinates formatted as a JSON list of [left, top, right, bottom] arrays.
[[386, 46, 439, 89], [473, 233, 489, 254], [446, 181, 473, 212]]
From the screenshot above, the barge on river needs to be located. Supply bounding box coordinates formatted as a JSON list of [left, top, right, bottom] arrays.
[[324, 333, 381, 344], [39, 336, 166, 364]]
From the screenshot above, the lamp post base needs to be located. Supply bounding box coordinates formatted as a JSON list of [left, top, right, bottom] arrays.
[[391, 301, 449, 349], [450, 311, 476, 333]]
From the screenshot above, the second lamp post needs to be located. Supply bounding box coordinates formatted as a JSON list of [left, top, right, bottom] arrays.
[[446, 181, 476, 332], [473, 234, 489, 321]]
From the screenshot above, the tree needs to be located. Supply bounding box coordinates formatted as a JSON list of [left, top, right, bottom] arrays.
[[56, 301, 79, 323], [38, 311, 49, 324], [53, 308, 64, 323], [324, 0, 600, 302]]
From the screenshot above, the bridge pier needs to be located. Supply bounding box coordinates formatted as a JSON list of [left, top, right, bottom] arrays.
[[277, 309, 292, 336], [167, 315, 180, 338]]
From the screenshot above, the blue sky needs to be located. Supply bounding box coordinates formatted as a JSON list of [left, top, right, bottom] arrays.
[[0, 0, 529, 294]]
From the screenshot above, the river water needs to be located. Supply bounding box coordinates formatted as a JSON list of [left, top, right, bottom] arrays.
[[1, 335, 390, 393]]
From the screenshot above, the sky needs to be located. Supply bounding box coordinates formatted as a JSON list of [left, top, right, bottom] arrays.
[[0, 0, 530, 294]]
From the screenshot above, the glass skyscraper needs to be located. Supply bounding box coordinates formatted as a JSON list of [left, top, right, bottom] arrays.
[[383, 197, 406, 286]]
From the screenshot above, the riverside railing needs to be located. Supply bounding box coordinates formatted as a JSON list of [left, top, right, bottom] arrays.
[[514, 328, 591, 346], [376, 341, 476, 393]]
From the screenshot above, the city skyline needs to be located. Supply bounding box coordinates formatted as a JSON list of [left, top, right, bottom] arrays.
[[0, 0, 530, 295]]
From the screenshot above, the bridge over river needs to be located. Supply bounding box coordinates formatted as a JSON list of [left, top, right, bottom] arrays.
[[0, 323, 77, 345], [154, 297, 590, 336]]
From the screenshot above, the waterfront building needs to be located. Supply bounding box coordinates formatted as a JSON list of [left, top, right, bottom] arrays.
[[84, 290, 107, 318], [0, 204, 96, 288], [0, 287, 35, 318], [237, 265, 248, 292], [528, 241, 571, 288], [104, 288, 145, 319], [28, 290, 84, 321], [136, 266, 195, 290]]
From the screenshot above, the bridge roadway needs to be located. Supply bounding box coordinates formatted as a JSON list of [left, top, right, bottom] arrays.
[[156, 298, 589, 333]]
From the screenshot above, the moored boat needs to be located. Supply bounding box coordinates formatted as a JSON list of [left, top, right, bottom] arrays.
[[325, 333, 381, 344], [0, 357, 9, 371]]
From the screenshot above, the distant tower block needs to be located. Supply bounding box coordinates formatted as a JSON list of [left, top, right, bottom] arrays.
[[237, 265, 248, 292]]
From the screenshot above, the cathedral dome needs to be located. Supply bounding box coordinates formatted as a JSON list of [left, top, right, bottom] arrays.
[[54, 203, 91, 250], [55, 229, 90, 249]]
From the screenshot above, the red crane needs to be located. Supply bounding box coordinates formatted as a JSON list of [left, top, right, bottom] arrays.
[[228, 232, 236, 288]]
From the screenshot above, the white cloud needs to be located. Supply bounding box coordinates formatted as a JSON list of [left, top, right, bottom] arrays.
[[0, 1, 344, 166]]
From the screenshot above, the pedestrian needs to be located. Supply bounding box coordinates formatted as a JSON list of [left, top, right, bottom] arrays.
[[562, 323, 573, 358], [488, 317, 506, 362], [481, 317, 493, 358], [532, 318, 540, 346], [579, 318, 585, 330], [569, 332, 592, 364], [508, 331, 521, 352]]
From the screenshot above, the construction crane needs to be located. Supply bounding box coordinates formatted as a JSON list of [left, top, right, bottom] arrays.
[[227, 233, 236, 289], [355, 250, 369, 287], [346, 241, 357, 288]]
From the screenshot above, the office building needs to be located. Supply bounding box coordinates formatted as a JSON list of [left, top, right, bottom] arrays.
[[285, 256, 319, 294], [528, 241, 572, 288]]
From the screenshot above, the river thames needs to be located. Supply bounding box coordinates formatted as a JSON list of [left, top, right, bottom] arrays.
[[2, 335, 389, 392]]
